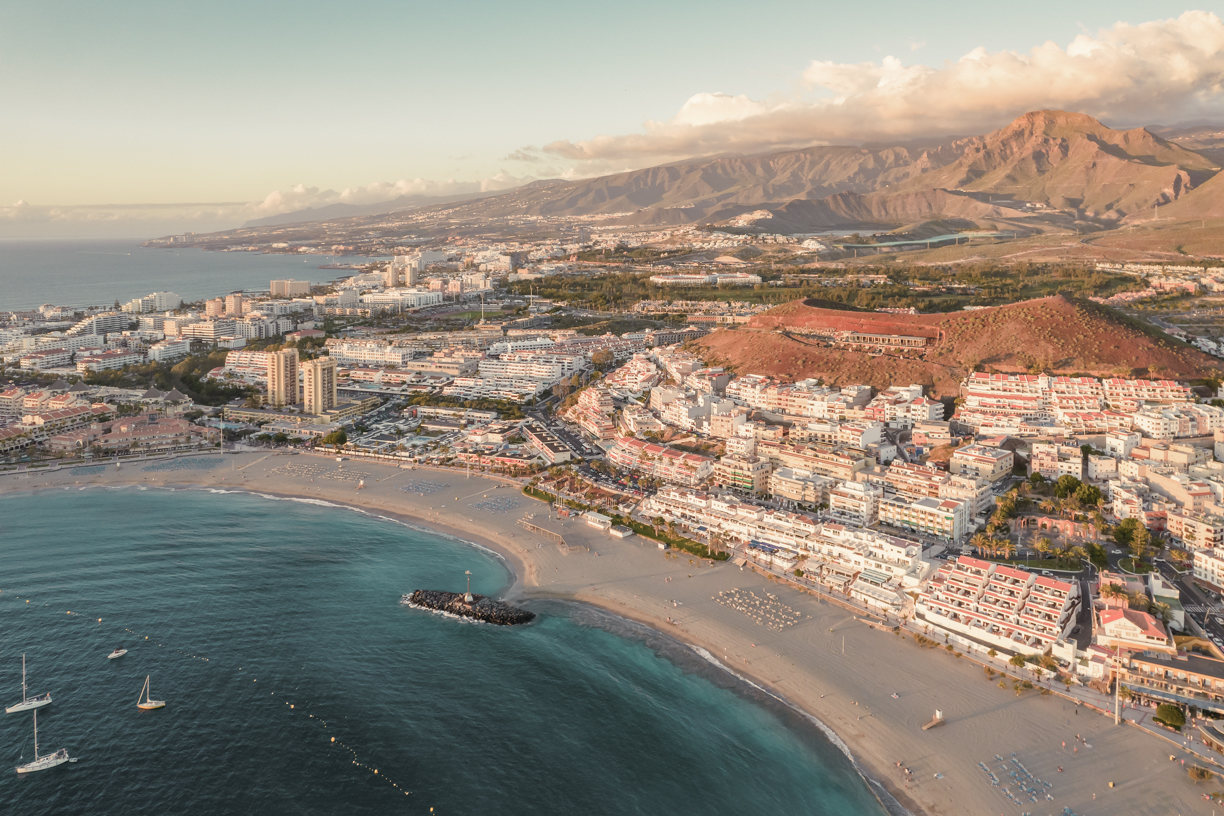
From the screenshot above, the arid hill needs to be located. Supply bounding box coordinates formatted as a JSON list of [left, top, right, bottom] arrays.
[[178, 109, 1224, 258], [695, 295, 1220, 397], [894, 111, 1216, 219]]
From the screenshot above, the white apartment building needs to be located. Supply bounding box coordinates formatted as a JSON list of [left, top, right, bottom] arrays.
[[1106, 431, 1141, 458], [1194, 548, 1224, 589], [359, 289, 445, 311], [917, 556, 1080, 656], [323, 341, 419, 368], [1167, 511, 1224, 551], [769, 467, 834, 506], [147, 339, 191, 363], [1133, 405, 1224, 440], [712, 454, 772, 494], [1029, 442, 1085, 480], [811, 523, 931, 589], [75, 350, 145, 372], [19, 348, 72, 370], [608, 437, 715, 487], [878, 495, 970, 541], [442, 378, 546, 402], [939, 475, 996, 519], [949, 444, 1014, 483], [828, 480, 882, 526], [270, 280, 311, 297], [179, 319, 238, 342]]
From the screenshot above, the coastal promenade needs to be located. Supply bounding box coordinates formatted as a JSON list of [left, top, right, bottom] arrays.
[[3, 451, 1219, 816]]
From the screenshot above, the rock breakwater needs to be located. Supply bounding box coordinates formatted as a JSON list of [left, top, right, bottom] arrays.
[[402, 590, 535, 625]]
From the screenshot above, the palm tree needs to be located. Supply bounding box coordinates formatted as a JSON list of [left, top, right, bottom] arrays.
[[1034, 536, 1052, 559], [1100, 583, 1127, 605], [997, 538, 1016, 560], [970, 533, 988, 557], [1152, 602, 1173, 624]]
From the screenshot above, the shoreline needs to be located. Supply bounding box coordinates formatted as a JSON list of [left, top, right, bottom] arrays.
[[3, 452, 1217, 816]]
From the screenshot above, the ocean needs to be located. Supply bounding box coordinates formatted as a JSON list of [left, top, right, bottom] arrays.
[[0, 487, 888, 816], [0, 239, 379, 312]]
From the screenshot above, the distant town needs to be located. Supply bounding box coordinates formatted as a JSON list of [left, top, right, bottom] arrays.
[[10, 245, 1224, 790]]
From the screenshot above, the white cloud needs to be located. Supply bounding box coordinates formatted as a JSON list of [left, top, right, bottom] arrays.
[[246, 172, 532, 216], [545, 11, 1224, 163], [0, 172, 535, 237]]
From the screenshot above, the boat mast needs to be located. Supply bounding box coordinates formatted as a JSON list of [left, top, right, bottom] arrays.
[[21, 654, 27, 703], [33, 710, 39, 760]]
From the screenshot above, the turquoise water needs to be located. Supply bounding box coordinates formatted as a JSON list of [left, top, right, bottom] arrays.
[[0, 488, 888, 815], [0, 239, 382, 311]]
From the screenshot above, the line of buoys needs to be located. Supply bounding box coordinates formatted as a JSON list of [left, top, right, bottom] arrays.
[[6, 589, 412, 798]]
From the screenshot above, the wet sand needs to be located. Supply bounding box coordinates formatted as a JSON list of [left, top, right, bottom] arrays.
[[4, 451, 1218, 815]]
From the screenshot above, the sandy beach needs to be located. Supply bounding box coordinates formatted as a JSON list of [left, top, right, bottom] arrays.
[[4, 450, 1218, 816]]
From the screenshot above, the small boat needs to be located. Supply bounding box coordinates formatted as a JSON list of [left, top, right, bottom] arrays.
[[137, 675, 165, 711], [107, 648, 128, 660], [5, 655, 52, 714], [15, 710, 74, 774]]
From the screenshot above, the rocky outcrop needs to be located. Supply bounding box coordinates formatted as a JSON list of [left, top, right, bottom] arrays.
[[402, 590, 535, 626]]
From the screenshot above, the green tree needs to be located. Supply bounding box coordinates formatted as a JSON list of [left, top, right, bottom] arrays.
[[1156, 703, 1186, 728], [320, 429, 347, 447], [1053, 475, 1082, 499], [1034, 536, 1052, 559], [1113, 517, 1143, 548], [1073, 483, 1102, 508], [1008, 654, 1027, 668], [1132, 525, 1153, 561]]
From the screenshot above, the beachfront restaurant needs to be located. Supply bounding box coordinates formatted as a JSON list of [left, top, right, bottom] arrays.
[[747, 540, 798, 570], [1121, 650, 1224, 717], [849, 568, 906, 615]]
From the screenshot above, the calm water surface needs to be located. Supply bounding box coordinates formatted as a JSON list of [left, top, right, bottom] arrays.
[[0, 239, 378, 311], [0, 487, 887, 816]]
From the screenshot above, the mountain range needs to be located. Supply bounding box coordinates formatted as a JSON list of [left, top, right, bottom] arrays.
[[212, 109, 1224, 241]]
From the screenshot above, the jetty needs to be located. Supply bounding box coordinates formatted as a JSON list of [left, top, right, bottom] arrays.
[[402, 590, 535, 625]]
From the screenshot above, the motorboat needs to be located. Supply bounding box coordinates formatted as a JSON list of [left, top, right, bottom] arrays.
[[107, 648, 127, 660], [137, 675, 165, 711], [15, 711, 74, 774], [5, 655, 52, 714]]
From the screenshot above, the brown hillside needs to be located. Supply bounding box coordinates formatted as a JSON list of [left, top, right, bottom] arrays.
[[696, 295, 1220, 397], [895, 111, 1216, 219], [1136, 168, 1224, 222]]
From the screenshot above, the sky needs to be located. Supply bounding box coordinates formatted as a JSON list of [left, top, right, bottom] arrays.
[[2, 1, 1223, 236]]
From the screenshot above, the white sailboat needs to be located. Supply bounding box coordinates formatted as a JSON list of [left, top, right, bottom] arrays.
[[5, 655, 52, 714], [137, 675, 164, 711], [15, 710, 73, 774]]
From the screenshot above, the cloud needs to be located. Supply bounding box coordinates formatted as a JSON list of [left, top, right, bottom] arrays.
[[545, 11, 1224, 163], [0, 172, 536, 238], [503, 148, 541, 162], [246, 172, 532, 216]]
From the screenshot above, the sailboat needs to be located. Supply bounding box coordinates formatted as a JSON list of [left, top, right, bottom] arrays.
[[15, 710, 74, 774], [5, 655, 52, 714], [137, 676, 165, 711]]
